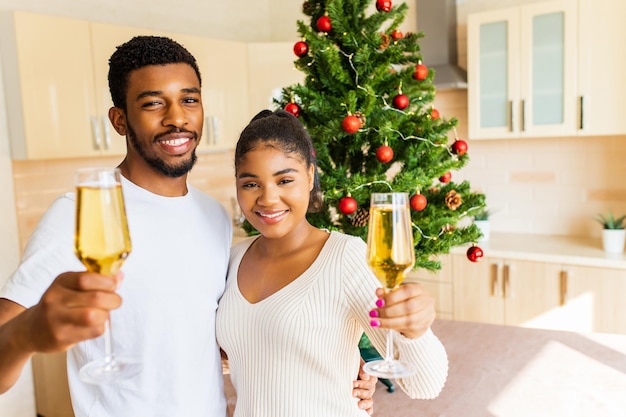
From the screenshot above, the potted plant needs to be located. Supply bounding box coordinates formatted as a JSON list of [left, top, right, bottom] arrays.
[[473, 209, 491, 242], [596, 211, 626, 254]]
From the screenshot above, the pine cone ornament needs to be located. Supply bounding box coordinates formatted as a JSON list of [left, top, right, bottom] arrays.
[[350, 208, 370, 227], [354, 111, 367, 127], [302, 1, 314, 15], [445, 190, 462, 210], [379, 33, 390, 50]]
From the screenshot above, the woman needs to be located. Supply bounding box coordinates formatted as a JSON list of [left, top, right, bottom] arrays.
[[216, 110, 448, 417]]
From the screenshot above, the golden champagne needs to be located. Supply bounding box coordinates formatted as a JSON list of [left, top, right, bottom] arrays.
[[363, 192, 417, 379], [366, 206, 414, 290], [75, 184, 131, 277]]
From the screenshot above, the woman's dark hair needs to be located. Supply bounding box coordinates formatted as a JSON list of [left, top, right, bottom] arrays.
[[108, 36, 202, 111], [235, 109, 323, 213]]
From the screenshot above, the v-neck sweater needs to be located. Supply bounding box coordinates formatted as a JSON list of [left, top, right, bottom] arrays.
[[216, 231, 448, 417]]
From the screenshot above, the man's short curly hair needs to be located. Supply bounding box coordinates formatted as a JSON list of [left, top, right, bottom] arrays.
[[108, 35, 202, 110]]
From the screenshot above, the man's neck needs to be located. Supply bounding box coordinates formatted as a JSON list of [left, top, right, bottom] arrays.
[[118, 159, 189, 197]]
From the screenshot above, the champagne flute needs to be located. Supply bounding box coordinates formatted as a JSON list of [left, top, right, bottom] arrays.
[[363, 192, 417, 379], [74, 167, 139, 384]]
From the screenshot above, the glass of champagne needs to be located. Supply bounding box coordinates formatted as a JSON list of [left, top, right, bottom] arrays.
[[74, 167, 139, 384], [363, 192, 417, 379]]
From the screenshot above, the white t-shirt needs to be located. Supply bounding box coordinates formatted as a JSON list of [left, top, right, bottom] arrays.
[[1, 177, 232, 417], [216, 231, 448, 417]]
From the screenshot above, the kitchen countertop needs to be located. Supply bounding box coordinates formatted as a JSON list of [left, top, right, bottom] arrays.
[[234, 228, 626, 269], [450, 232, 626, 270]]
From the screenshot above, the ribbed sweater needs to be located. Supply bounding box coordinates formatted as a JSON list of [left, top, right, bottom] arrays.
[[216, 231, 448, 417]]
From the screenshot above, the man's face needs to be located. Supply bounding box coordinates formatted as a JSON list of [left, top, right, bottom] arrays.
[[119, 63, 203, 178]]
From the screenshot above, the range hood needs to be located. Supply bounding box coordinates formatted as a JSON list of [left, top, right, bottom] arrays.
[[416, 0, 467, 89]]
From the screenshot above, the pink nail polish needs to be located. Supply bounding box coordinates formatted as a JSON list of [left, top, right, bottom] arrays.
[[375, 298, 385, 308], [370, 319, 380, 327], [369, 310, 379, 318]]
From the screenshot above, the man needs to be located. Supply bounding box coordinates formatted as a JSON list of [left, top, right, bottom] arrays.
[[0, 36, 376, 416]]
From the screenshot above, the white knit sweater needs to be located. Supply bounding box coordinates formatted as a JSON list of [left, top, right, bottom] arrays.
[[216, 231, 448, 417]]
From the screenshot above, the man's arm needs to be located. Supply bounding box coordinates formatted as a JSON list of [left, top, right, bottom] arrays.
[[0, 271, 122, 393]]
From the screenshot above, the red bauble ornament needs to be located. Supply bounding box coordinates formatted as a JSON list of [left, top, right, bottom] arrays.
[[392, 94, 410, 110], [376, 0, 393, 12], [338, 196, 358, 215], [316, 15, 332, 32], [293, 41, 309, 57], [375, 145, 394, 163], [284, 102, 300, 117], [413, 63, 428, 80], [466, 245, 484, 262], [431, 108, 440, 120], [391, 29, 403, 41], [410, 194, 427, 211], [439, 172, 452, 183], [342, 115, 361, 134], [452, 139, 468, 156]]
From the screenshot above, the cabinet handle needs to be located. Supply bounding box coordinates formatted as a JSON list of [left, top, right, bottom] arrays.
[[509, 100, 515, 132], [520, 100, 526, 132], [204, 116, 213, 145], [578, 96, 585, 130], [490, 263, 500, 296], [212, 116, 219, 145], [502, 264, 510, 299], [90, 116, 102, 150], [102, 116, 111, 150], [559, 270, 568, 306]]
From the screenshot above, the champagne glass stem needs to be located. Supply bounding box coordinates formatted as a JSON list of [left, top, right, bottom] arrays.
[[103, 320, 114, 364], [384, 329, 395, 363]]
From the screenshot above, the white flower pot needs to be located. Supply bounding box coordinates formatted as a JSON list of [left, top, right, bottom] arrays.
[[474, 220, 490, 242], [602, 229, 626, 254]]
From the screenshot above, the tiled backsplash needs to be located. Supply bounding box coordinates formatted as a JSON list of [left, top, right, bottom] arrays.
[[434, 90, 626, 239], [12, 150, 236, 252]]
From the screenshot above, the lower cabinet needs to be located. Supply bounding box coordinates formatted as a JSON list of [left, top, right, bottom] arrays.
[[407, 255, 454, 320], [452, 254, 562, 326], [451, 253, 626, 334]]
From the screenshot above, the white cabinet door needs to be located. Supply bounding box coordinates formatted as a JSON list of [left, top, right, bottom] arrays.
[[1, 12, 98, 159], [467, 1, 577, 140], [576, 0, 626, 136], [175, 34, 250, 152], [90, 23, 160, 156]]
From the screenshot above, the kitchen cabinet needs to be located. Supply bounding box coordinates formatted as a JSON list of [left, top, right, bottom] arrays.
[[467, 0, 578, 140], [0, 11, 154, 159], [576, 0, 626, 136], [452, 254, 563, 326], [247, 42, 305, 116], [407, 255, 453, 320], [172, 34, 250, 152], [451, 251, 626, 334], [551, 264, 626, 334], [0, 12, 249, 160]]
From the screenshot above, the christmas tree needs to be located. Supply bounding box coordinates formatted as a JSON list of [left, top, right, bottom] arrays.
[[264, 0, 487, 270]]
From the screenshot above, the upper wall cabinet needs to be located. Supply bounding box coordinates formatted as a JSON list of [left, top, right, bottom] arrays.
[[171, 34, 250, 152], [467, 0, 626, 140], [467, 1, 577, 140], [0, 11, 249, 160], [576, 0, 626, 136], [0, 12, 154, 159]]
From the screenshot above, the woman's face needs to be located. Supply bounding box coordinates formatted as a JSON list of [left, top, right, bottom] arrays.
[[236, 145, 314, 239]]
